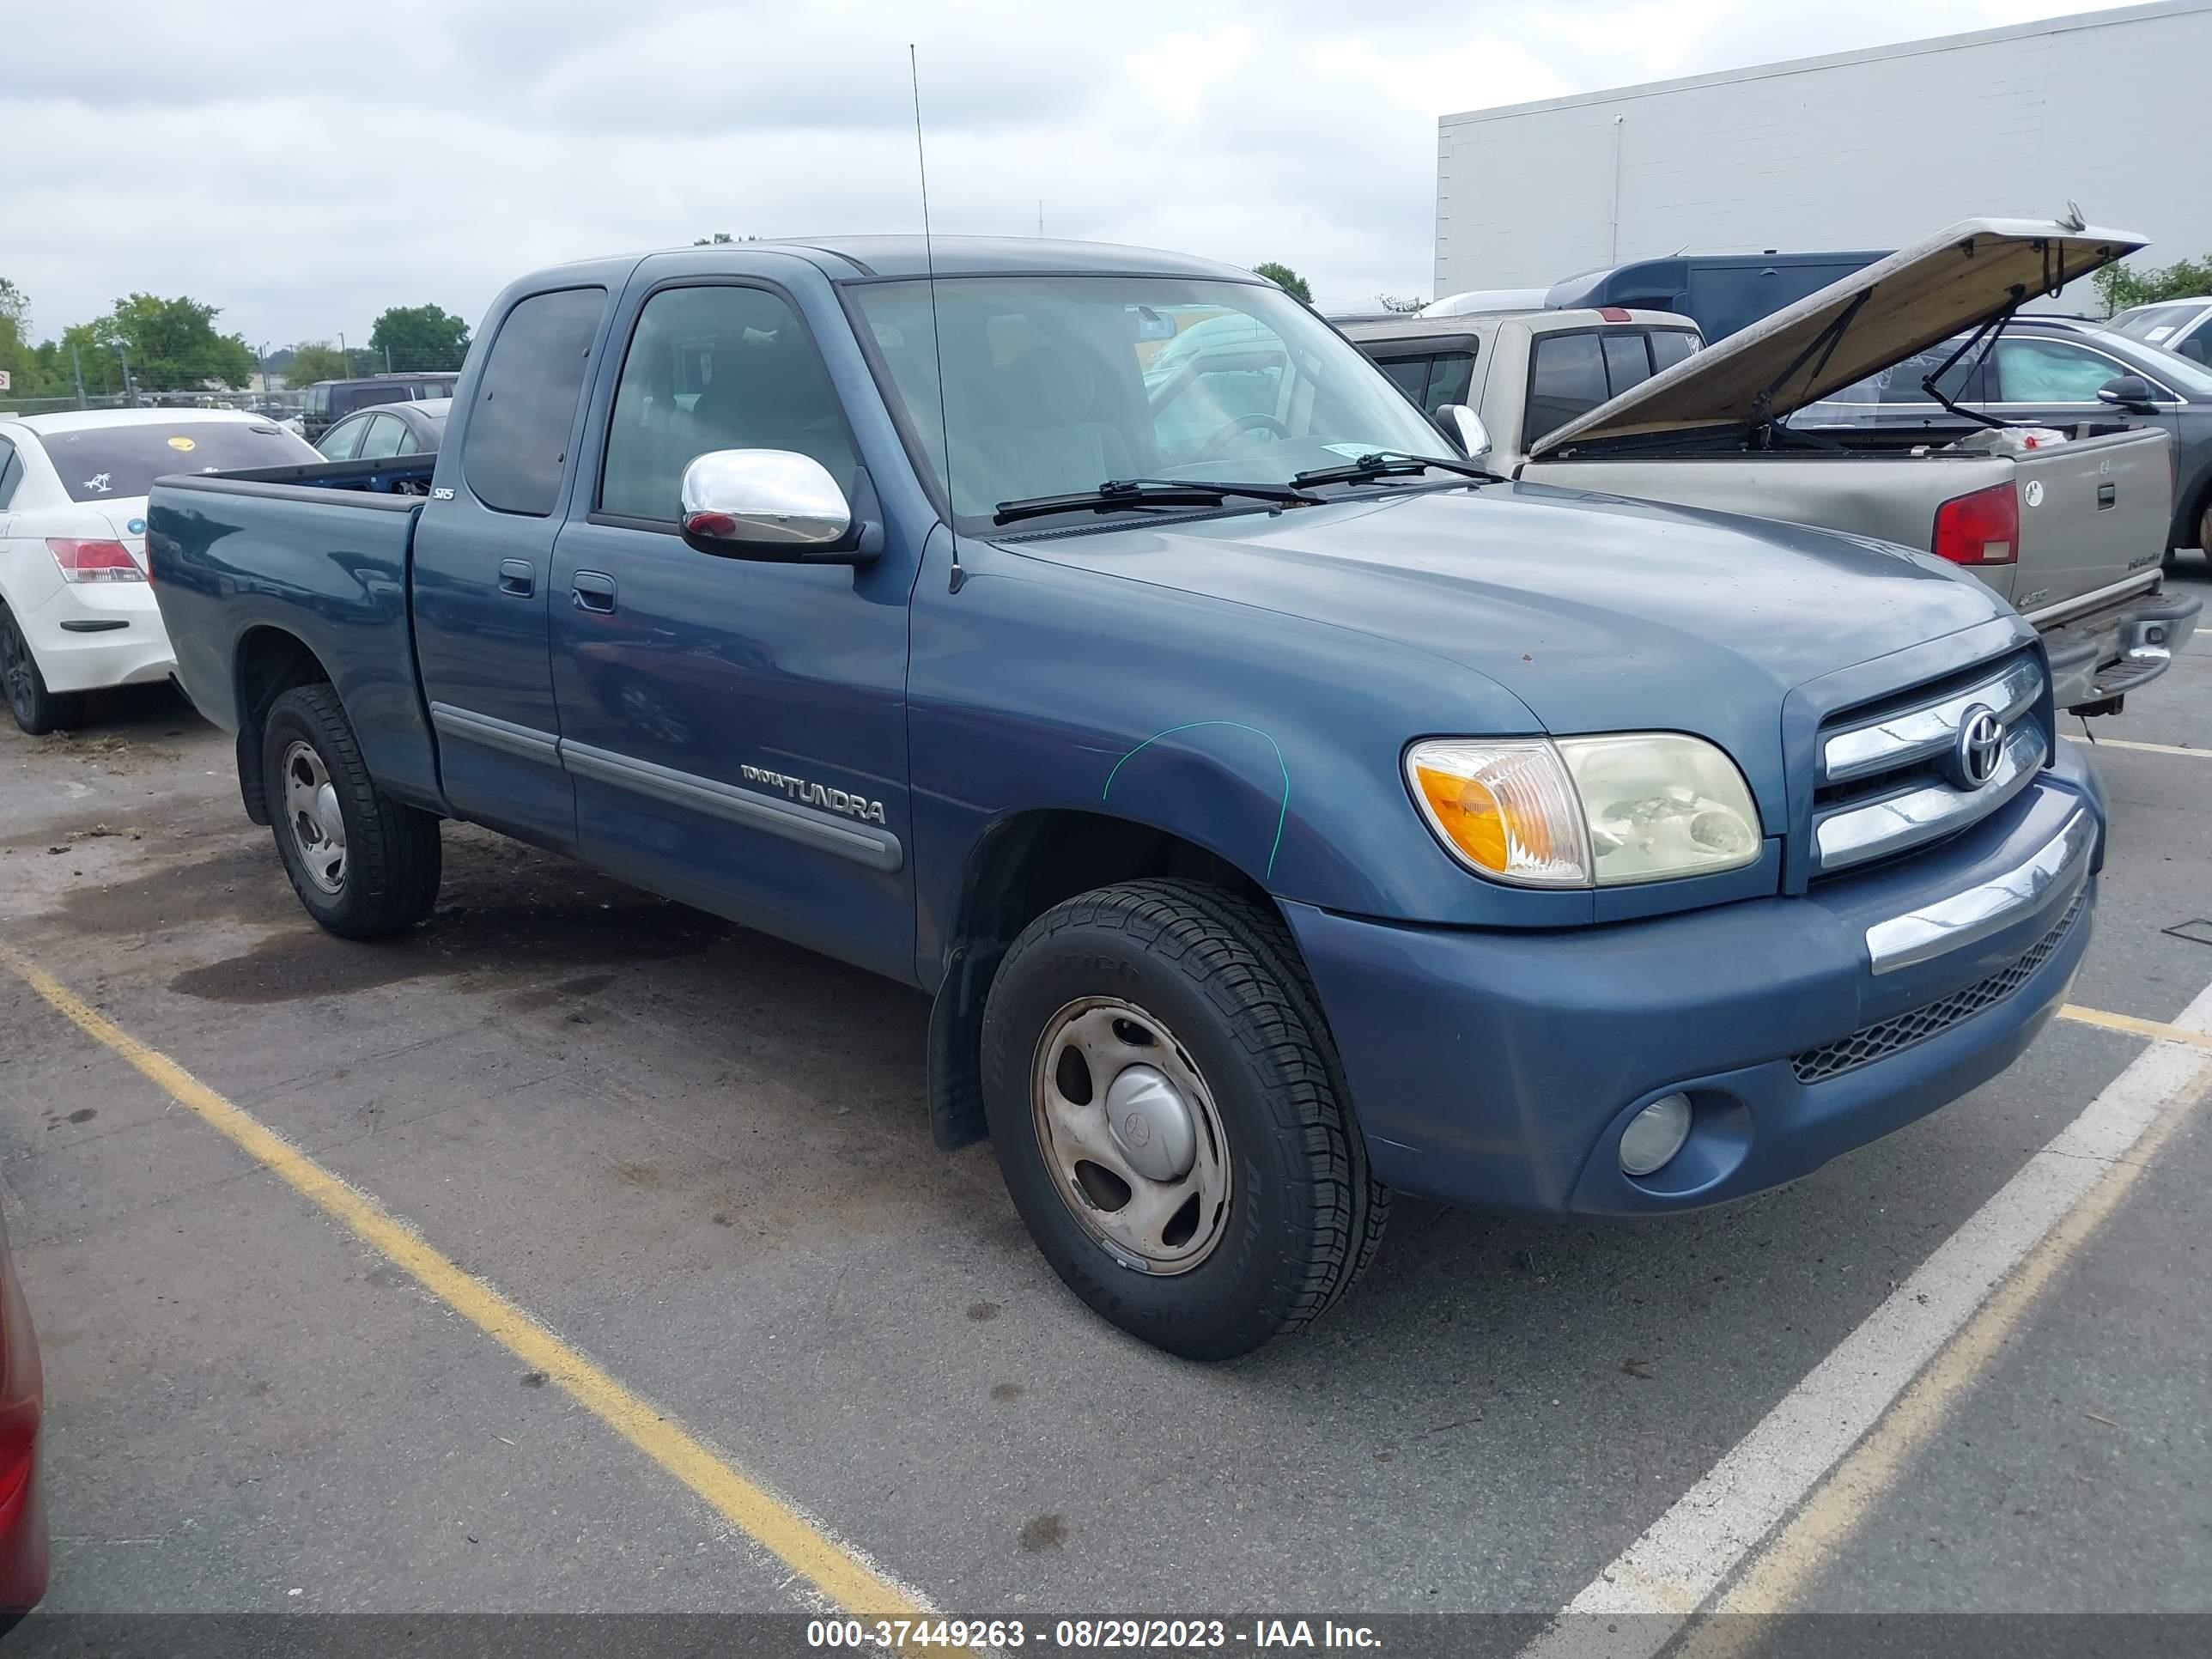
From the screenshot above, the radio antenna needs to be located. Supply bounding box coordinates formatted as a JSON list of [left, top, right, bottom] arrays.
[[909, 45, 963, 592]]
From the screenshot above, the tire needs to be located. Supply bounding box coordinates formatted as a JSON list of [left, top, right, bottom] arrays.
[[260, 683, 442, 939], [981, 878, 1389, 1360], [0, 604, 87, 736]]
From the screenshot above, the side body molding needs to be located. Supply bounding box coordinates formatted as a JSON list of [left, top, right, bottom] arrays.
[[427, 703, 902, 873]]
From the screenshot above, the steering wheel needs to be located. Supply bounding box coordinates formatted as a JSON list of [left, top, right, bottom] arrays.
[[1195, 411, 1290, 461]]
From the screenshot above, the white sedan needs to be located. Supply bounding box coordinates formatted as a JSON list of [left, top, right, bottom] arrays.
[[0, 408, 319, 732]]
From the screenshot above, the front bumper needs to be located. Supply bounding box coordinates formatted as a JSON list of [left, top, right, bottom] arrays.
[[1287, 744, 2104, 1217], [2042, 584, 2201, 711]]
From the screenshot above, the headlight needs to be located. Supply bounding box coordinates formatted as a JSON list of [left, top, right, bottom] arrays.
[[1407, 732, 1760, 887]]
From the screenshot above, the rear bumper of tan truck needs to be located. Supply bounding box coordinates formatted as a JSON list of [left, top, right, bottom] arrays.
[[2033, 576, 2203, 713]]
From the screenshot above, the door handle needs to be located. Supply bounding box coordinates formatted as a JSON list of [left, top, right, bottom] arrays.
[[2097, 483, 2118, 510], [497, 559, 536, 598], [571, 570, 617, 614]]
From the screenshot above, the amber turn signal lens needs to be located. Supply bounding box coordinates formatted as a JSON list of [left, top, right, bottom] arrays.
[[1404, 740, 1591, 887]]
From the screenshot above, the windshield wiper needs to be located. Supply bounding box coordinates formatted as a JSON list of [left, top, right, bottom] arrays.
[[1291, 452, 1504, 488], [992, 477, 1321, 526]]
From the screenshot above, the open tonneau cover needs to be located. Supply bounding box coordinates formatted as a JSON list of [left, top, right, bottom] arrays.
[[1530, 215, 2148, 457]]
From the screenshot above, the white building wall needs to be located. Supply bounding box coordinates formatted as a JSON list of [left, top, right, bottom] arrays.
[[1436, 0, 2212, 307]]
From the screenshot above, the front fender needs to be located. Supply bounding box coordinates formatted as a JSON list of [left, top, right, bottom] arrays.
[[905, 533, 1567, 981]]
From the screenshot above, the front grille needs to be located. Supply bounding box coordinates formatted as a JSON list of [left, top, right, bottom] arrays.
[[1791, 891, 2086, 1085], [1809, 649, 2048, 879]]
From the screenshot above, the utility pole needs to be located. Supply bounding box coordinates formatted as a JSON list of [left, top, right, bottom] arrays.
[[254, 343, 270, 399], [70, 344, 87, 409], [384, 345, 392, 374], [113, 343, 136, 404], [339, 331, 348, 378]]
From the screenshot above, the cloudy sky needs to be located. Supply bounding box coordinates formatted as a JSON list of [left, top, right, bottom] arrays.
[[2, 0, 2141, 351]]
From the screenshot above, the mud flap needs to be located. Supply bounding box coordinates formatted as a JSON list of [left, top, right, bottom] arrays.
[[926, 940, 1005, 1152]]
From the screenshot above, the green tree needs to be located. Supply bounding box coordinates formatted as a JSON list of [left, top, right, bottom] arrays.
[[367, 303, 471, 373], [2094, 254, 2212, 316], [285, 341, 353, 388], [1252, 261, 1312, 304], [69, 293, 256, 392], [0, 278, 31, 394], [0, 280, 67, 398]]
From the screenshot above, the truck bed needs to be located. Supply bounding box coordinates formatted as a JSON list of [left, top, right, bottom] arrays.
[[145, 459, 444, 814], [1519, 425, 2172, 620]]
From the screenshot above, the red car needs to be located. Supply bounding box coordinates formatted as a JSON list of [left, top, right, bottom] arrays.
[[0, 1203, 46, 1626]]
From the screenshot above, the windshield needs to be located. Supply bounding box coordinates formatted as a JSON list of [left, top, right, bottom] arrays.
[[2107, 302, 2209, 351], [2118, 333, 2212, 397], [848, 276, 1460, 524], [38, 421, 320, 503]]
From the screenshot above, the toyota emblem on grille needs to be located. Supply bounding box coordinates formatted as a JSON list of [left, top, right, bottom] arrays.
[[1950, 705, 2004, 789]]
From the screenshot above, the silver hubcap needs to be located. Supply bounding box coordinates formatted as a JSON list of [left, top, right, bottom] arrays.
[[282, 740, 347, 895], [1031, 997, 1231, 1274]]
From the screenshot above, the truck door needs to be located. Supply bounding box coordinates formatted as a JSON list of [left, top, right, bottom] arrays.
[[546, 275, 920, 982], [412, 283, 610, 851]]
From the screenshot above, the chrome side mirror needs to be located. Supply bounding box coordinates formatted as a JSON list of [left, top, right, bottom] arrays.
[[678, 449, 879, 563], [1434, 404, 1493, 463]]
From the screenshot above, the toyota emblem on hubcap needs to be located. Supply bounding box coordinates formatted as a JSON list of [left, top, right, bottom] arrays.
[[1949, 705, 2004, 790]]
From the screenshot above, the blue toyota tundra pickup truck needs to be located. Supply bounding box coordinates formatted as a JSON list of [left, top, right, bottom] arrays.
[[148, 237, 2104, 1358]]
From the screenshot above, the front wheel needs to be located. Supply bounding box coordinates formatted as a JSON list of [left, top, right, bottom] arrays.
[[0, 605, 86, 736], [981, 879, 1389, 1360], [261, 684, 442, 939]]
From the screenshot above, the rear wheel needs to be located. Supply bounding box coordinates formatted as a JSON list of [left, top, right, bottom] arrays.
[[981, 878, 1389, 1360], [261, 684, 442, 939], [0, 605, 87, 736]]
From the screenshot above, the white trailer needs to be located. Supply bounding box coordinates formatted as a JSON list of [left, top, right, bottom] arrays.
[[1435, 0, 2212, 307]]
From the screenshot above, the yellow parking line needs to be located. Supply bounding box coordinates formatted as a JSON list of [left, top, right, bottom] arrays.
[[0, 939, 936, 1625], [2060, 1003, 2212, 1050], [1680, 1060, 2212, 1656], [2061, 733, 2211, 760]]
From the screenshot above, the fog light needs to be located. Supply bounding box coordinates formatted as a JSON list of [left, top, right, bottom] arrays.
[[1619, 1093, 1693, 1176]]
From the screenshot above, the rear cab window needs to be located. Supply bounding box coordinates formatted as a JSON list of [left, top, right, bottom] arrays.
[[35, 422, 318, 502], [461, 286, 608, 516], [1525, 326, 1699, 442], [1527, 334, 1608, 441]]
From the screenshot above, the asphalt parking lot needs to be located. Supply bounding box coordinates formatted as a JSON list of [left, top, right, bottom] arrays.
[[2, 562, 2209, 1653]]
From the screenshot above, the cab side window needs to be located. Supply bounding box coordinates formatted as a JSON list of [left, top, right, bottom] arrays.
[[0, 438, 21, 509], [599, 285, 859, 523], [462, 285, 607, 517], [1372, 349, 1478, 419]]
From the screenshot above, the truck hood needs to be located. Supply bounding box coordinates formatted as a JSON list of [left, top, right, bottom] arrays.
[[1530, 215, 2148, 455], [1005, 484, 2015, 742]]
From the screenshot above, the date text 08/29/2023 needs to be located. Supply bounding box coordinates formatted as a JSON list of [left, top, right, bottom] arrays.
[[805, 1617, 1383, 1649]]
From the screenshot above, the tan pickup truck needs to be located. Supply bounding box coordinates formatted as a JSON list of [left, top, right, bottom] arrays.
[[1342, 218, 2199, 714]]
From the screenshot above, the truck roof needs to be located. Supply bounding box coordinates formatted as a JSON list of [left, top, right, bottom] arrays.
[[774, 235, 1260, 283], [1337, 307, 1697, 343]]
